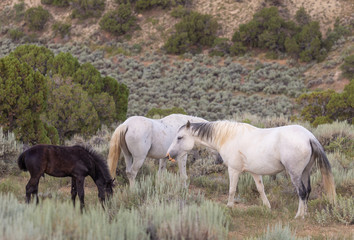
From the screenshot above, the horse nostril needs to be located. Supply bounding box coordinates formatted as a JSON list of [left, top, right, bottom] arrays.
[[166, 153, 176, 162]]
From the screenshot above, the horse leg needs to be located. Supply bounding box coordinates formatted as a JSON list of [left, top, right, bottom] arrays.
[[251, 173, 271, 208], [76, 177, 85, 212], [157, 158, 167, 183], [227, 167, 241, 207], [123, 153, 135, 186], [283, 155, 313, 219], [288, 173, 308, 219], [177, 155, 188, 186], [71, 177, 77, 207], [127, 157, 145, 188], [299, 160, 314, 217], [158, 158, 167, 172], [25, 176, 40, 204]]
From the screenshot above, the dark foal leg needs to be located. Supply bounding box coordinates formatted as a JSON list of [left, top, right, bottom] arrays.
[[26, 176, 40, 204], [76, 177, 85, 212], [71, 177, 77, 206]]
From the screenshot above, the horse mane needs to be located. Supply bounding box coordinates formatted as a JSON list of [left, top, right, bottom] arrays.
[[75, 145, 112, 182], [188, 121, 254, 147]]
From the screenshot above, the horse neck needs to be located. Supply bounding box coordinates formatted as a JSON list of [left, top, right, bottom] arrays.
[[90, 159, 110, 183], [191, 121, 242, 151], [194, 136, 219, 152]]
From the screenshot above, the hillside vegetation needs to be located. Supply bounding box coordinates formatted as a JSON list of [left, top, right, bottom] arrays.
[[0, 0, 353, 239]]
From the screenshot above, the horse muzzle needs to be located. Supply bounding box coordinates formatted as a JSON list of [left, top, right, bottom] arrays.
[[166, 153, 176, 162]]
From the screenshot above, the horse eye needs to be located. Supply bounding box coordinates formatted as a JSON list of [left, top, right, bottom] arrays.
[[177, 136, 183, 140]]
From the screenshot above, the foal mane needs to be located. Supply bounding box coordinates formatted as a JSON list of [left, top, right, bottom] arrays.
[[188, 121, 249, 147], [75, 145, 112, 182]]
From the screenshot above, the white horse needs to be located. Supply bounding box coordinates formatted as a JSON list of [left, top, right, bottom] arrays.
[[107, 114, 210, 187], [166, 120, 336, 218]]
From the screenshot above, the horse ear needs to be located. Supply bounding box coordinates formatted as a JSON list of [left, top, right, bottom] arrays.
[[186, 121, 191, 129]]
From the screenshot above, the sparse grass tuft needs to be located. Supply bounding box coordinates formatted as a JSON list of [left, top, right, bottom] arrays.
[[314, 195, 354, 226]]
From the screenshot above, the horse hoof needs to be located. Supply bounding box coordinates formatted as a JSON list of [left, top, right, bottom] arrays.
[[226, 203, 234, 208], [294, 213, 305, 219]]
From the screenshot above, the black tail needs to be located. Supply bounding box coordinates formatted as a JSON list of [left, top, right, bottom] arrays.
[[17, 152, 27, 171]]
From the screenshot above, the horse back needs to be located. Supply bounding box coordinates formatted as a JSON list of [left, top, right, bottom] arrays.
[[21, 145, 91, 177]]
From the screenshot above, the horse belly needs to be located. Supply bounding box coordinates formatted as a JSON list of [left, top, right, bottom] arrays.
[[147, 142, 170, 159], [45, 158, 77, 177], [242, 151, 285, 175], [243, 160, 284, 175]]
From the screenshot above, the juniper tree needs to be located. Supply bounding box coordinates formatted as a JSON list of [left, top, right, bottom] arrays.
[[45, 83, 100, 141], [10, 44, 54, 75], [0, 56, 52, 144]]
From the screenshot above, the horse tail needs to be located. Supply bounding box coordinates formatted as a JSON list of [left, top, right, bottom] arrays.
[[17, 152, 27, 171], [107, 124, 128, 178], [310, 139, 336, 203]]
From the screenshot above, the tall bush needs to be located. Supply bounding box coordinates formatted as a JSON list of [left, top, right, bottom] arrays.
[[231, 7, 329, 62], [146, 107, 186, 118], [297, 81, 354, 126], [164, 12, 219, 54], [41, 0, 70, 7], [10, 44, 54, 75], [48, 52, 81, 78], [25, 6, 51, 31], [45, 83, 100, 140], [2, 45, 129, 143], [0, 56, 53, 144], [341, 55, 354, 79], [71, 0, 105, 19], [99, 4, 138, 36]]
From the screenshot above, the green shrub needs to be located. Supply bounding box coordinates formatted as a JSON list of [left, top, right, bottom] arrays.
[[323, 19, 351, 51], [231, 7, 329, 62], [295, 7, 311, 26], [41, 0, 70, 7], [146, 107, 186, 118], [231, 7, 296, 53], [164, 11, 219, 54], [341, 55, 354, 79], [25, 6, 50, 31], [8, 28, 24, 41], [209, 38, 231, 57], [230, 41, 247, 56], [45, 83, 100, 140], [71, 0, 105, 19], [297, 81, 353, 126], [4, 45, 128, 143], [99, 4, 138, 36], [10, 44, 54, 75], [134, 0, 190, 12], [0, 56, 54, 144], [48, 51, 80, 78], [171, 5, 191, 18], [52, 21, 71, 38], [296, 21, 325, 62], [102, 76, 129, 121], [13, 1, 25, 21]]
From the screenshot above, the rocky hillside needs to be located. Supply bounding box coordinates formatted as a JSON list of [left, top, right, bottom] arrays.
[[1, 0, 353, 47], [0, 0, 353, 95]]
